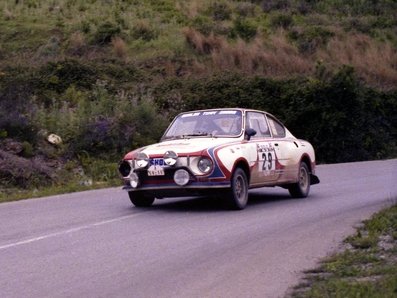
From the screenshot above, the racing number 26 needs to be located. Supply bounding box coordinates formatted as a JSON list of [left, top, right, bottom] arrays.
[[262, 152, 276, 171]]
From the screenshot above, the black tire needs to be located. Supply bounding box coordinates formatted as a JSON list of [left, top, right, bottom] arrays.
[[227, 168, 249, 210], [128, 192, 155, 207], [288, 162, 310, 198]]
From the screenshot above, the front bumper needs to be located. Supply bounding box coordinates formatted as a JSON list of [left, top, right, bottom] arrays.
[[122, 166, 230, 196]]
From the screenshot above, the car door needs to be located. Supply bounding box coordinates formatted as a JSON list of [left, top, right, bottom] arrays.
[[246, 112, 279, 185], [266, 114, 296, 181]]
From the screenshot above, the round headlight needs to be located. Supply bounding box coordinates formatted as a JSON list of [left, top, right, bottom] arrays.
[[119, 160, 132, 177], [174, 169, 190, 186], [164, 150, 178, 166], [198, 157, 213, 174], [129, 172, 139, 188], [136, 152, 149, 168]]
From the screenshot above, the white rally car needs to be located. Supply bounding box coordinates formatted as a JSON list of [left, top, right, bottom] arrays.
[[118, 108, 319, 209]]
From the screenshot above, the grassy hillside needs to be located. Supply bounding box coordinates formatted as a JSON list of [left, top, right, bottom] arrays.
[[0, 0, 396, 198], [1, 0, 397, 87]]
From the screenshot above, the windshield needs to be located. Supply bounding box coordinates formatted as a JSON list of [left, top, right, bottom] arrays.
[[162, 110, 243, 140]]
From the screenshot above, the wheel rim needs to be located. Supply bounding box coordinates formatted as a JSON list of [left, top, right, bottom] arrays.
[[299, 166, 309, 191], [235, 175, 247, 203]]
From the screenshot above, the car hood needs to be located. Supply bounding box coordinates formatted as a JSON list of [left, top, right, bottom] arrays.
[[125, 137, 241, 159]]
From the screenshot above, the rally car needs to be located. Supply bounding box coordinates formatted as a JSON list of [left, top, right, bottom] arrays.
[[118, 108, 319, 209]]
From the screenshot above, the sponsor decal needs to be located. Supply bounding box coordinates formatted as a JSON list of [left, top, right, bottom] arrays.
[[150, 158, 165, 166]]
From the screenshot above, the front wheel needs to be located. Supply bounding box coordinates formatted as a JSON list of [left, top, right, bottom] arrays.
[[288, 162, 310, 198], [128, 192, 155, 207], [226, 168, 249, 210]]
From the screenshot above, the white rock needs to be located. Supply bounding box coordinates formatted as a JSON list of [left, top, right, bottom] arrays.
[[47, 134, 62, 145]]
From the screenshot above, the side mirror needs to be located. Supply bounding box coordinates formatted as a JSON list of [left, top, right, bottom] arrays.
[[245, 128, 257, 141]]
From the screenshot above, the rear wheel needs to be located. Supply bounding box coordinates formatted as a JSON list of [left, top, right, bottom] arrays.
[[227, 168, 249, 210], [288, 162, 310, 198], [128, 192, 155, 207]]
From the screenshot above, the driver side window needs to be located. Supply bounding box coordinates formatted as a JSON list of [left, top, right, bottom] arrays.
[[246, 112, 271, 138]]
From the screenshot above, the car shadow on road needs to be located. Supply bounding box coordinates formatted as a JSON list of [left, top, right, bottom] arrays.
[[149, 189, 294, 213]]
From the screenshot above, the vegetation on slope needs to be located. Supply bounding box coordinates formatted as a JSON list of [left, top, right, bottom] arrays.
[[289, 203, 397, 298], [0, 0, 396, 199]]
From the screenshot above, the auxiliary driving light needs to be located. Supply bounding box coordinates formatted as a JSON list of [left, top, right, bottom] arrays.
[[163, 150, 178, 166], [118, 160, 132, 177], [174, 169, 190, 186], [136, 152, 149, 168], [129, 172, 139, 188]]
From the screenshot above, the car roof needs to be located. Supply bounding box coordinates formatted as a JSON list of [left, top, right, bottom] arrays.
[[177, 108, 279, 120]]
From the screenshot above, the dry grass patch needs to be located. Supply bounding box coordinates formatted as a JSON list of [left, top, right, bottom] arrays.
[[111, 36, 128, 59], [183, 27, 226, 55], [184, 28, 313, 77], [318, 33, 397, 89], [67, 31, 87, 56]]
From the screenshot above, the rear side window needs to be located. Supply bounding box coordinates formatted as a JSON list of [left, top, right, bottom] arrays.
[[267, 115, 286, 138]]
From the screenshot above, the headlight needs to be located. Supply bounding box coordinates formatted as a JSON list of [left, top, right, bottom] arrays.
[[198, 157, 213, 174], [136, 152, 149, 168], [164, 150, 178, 166]]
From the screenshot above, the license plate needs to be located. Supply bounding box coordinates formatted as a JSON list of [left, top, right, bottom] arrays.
[[147, 165, 165, 176]]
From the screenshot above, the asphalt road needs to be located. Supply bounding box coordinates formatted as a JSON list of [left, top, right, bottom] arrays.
[[0, 160, 396, 298]]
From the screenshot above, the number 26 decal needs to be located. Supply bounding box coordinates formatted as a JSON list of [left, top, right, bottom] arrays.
[[262, 152, 276, 171]]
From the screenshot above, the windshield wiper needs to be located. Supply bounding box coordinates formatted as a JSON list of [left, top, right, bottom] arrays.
[[184, 132, 211, 137], [164, 132, 217, 140]]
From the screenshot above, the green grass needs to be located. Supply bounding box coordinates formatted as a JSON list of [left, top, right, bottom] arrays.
[[289, 203, 397, 298], [0, 180, 119, 203]]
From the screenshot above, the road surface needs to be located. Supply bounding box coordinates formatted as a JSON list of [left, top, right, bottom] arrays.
[[0, 160, 396, 298]]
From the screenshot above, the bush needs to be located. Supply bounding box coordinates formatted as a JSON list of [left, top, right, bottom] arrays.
[[269, 12, 294, 29], [153, 68, 397, 163], [231, 18, 257, 41], [0, 150, 55, 188], [288, 26, 334, 54], [131, 20, 158, 41], [236, 2, 257, 17], [191, 16, 215, 35], [38, 59, 97, 94], [93, 21, 121, 44], [207, 2, 232, 21], [260, 0, 291, 13], [0, 74, 38, 143]]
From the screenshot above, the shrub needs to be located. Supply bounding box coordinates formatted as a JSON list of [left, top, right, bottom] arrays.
[[236, 2, 257, 17], [0, 76, 37, 143], [207, 2, 232, 21], [289, 26, 335, 54], [131, 20, 157, 41], [269, 12, 294, 29], [38, 59, 96, 93], [0, 150, 55, 188], [191, 15, 215, 35], [153, 69, 397, 163], [261, 0, 291, 13], [93, 21, 121, 44], [231, 18, 257, 41]]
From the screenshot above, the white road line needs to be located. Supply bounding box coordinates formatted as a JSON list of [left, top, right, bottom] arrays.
[[0, 212, 145, 251]]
